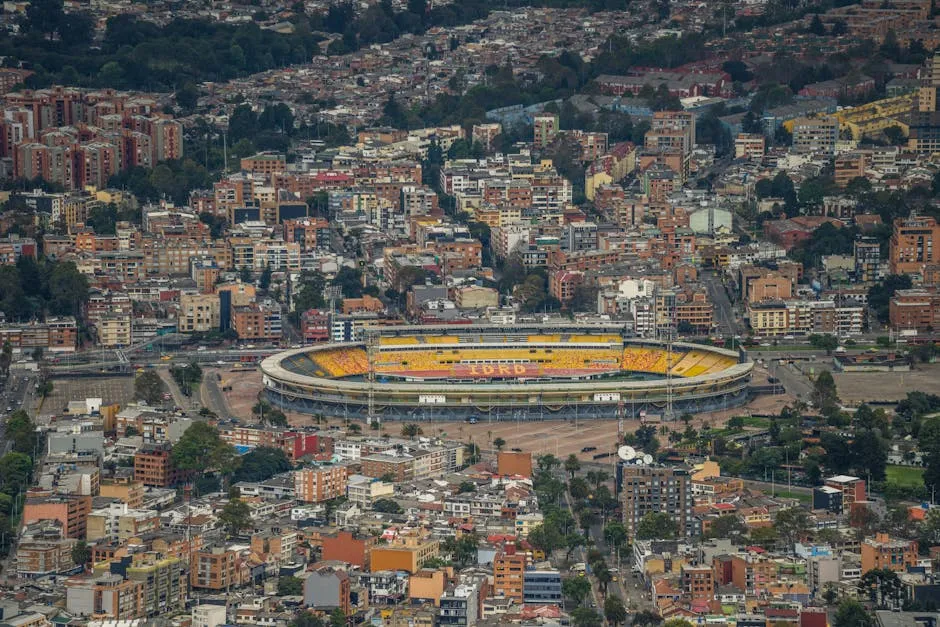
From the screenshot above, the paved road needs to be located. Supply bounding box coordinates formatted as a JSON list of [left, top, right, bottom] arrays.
[[200, 372, 233, 418], [703, 271, 740, 338], [157, 368, 193, 410]]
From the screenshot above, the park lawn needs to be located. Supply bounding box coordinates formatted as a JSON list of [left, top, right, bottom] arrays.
[[775, 490, 811, 503], [738, 416, 771, 428], [886, 465, 925, 487]]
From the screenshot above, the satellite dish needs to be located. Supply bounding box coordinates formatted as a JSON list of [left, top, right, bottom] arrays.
[[617, 445, 637, 461], [643, 454, 653, 465]]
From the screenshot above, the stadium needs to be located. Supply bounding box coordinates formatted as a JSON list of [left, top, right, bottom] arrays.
[[260, 324, 753, 421]]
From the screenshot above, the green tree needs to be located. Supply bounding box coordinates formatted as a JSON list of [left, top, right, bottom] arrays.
[[401, 423, 423, 439], [603, 522, 628, 556], [537, 454, 560, 473], [775, 507, 811, 547], [328, 609, 346, 627], [704, 515, 748, 540], [528, 521, 564, 554], [568, 477, 590, 500], [571, 607, 603, 627], [564, 454, 581, 479], [373, 498, 403, 514], [663, 621, 695, 627], [833, 599, 874, 627], [562, 576, 592, 608], [809, 334, 839, 355], [457, 481, 476, 494], [859, 568, 903, 608], [71, 539, 91, 567], [171, 422, 238, 483], [0, 341, 11, 377], [5, 411, 38, 457], [277, 575, 304, 596], [134, 370, 166, 405], [0, 452, 34, 496], [604, 594, 628, 625], [233, 446, 292, 483], [811, 370, 839, 413], [637, 512, 678, 540], [493, 437, 506, 451], [219, 498, 252, 535]]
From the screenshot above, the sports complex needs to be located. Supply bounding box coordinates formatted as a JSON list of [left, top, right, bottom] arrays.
[[260, 324, 754, 421]]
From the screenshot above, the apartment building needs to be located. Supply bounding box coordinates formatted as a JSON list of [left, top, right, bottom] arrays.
[[134, 444, 188, 488], [493, 550, 526, 601], [890, 287, 940, 330], [293, 465, 349, 503], [371, 536, 440, 574], [21, 495, 92, 539], [191, 546, 239, 590], [791, 117, 839, 154], [889, 214, 940, 276], [620, 465, 693, 538], [178, 292, 221, 333], [231, 302, 282, 341], [65, 573, 143, 619], [861, 533, 918, 573]]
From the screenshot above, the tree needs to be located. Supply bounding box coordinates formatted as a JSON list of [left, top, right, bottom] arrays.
[[134, 370, 166, 405], [445, 533, 479, 567], [493, 437, 506, 451], [171, 422, 238, 482], [604, 594, 628, 625], [537, 454, 560, 473], [811, 370, 839, 413], [663, 621, 695, 627], [457, 481, 476, 494], [564, 454, 581, 479], [4, 412, 38, 458], [705, 515, 748, 540], [633, 610, 664, 626], [0, 341, 11, 378], [233, 447, 292, 483], [860, 568, 903, 608], [636, 512, 678, 540], [328, 609, 346, 627], [401, 423, 423, 439], [569, 477, 590, 500], [833, 599, 874, 627], [851, 429, 887, 481], [0, 452, 34, 496], [562, 576, 592, 608], [603, 522, 627, 556], [277, 575, 304, 596], [71, 539, 91, 567], [528, 522, 565, 554], [373, 498, 403, 514], [775, 507, 811, 547], [809, 334, 839, 355], [571, 607, 603, 627], [585, 470, 609, 490], [219, 498, 252, 535]]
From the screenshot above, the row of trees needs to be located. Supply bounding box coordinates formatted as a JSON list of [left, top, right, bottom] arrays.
[[0, 410, 42, 554], [0, 257, 89, 323]]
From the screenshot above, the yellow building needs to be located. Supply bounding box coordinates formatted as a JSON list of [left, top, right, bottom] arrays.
[[370, 536, 440, 574], [833, 93, 916, 140]]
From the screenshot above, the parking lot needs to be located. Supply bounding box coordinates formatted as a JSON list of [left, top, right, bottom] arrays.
[[43, 376, 136, 415]]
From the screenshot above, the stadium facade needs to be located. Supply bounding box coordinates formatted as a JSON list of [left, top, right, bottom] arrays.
[[260, 324, 753, 421]]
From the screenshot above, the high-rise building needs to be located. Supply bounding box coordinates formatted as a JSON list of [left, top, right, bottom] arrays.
[[619, 465, 694, 538], [889, 214, 940, 276], [533, 113, 559, 150], [909, 52, 940, 153]]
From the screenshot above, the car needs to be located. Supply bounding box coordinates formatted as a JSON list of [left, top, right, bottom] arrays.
[[581, 446, 597, 452], [511, 447, 523, 452], [467, 417, 478, 424]]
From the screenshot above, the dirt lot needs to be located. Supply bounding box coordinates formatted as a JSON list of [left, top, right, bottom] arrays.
[[833, 362, 940, 405], [43, 376, 135, 414], [216, 367, 791, 459]]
